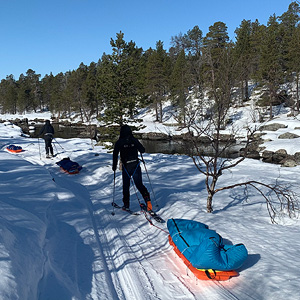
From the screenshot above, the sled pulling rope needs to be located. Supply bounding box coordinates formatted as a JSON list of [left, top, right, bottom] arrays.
[[140, 153, 159, 208]]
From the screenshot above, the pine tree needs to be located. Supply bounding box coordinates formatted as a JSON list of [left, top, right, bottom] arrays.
[[287, 25, 300, 111], [278, 2, 300, 112], [144, 41, 170, 122], [202, 21, 232, 91], [170, 32, 187, 56], [170, 49, 190, 125], [249, 20, 266, 79], [185, 25, 204, 94], [41, 73, 55, 111], [17, 69, 41, 113], [278, 1, 300, 71], [203, 21, 229, 51], [64, 63, 88, 122], [0, 75, 18, 113], [234, 19, 252, 102], [82, 62, 99, 119], [258, 15, 284, 118], [97, 31, 143, 126], [52, 72, 68, 118]]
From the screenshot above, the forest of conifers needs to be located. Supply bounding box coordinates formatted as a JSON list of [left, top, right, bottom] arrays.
[[1, 2, 300, 126]]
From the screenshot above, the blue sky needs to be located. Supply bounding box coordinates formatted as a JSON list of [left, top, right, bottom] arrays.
[[0, 0, 293, 80]]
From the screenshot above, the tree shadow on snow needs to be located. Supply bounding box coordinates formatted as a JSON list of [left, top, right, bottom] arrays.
[[212, 190, 249, 214], [38, 218, 94, 300]]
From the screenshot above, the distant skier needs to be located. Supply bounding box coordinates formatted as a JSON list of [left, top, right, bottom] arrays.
[[112, 124, 152, 212], [39, 120, 54, 158]]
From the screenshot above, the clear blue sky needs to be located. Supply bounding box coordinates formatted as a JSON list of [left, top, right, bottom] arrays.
[[0, 0, 293, 80]]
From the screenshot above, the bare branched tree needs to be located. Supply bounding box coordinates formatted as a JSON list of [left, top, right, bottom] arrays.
[[215, 180, 299, 224], [180, 43, 299, 222]]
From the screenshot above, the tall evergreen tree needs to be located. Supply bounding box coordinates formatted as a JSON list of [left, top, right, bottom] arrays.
[[17, 69, 41, 113], [53, 72, 68, 117], [202, 21, 231, 90], [278, 1, 300, 70], [97, 31, 143, 126], [170, 32, 187, 56], [287, 25, 300, 111], [170, 49, 190, 125], [248, 20, 266, 78], [41, 72, 68, 118], [78, 62, 100, 121], [203, 21, 229, 50], [41, 72, 56, 112], [185, 26, 204, 93], [64, 63, 88, 122], [258, 15, 284, 118], [0, 75, 18, 113], [234, 19, 252, 102], [144, 41, 170, 122]]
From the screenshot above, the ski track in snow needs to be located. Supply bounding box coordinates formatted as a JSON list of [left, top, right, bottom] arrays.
[[2, 135, 287, 300]]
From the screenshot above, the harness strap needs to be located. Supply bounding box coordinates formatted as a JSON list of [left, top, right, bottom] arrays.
[[172, 218, 189, 247], [123, 161, 140, 178], [205, 269, 217, 280]]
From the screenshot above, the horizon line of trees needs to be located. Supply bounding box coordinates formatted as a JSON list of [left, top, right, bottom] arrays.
[[1, 2, 300, 126]]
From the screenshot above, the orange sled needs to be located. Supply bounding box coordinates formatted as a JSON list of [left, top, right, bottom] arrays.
[[6, 145, 23, 153], [56, 158, 82, 175], [59, 167, 81, 175], [168, 235, 238, 281]]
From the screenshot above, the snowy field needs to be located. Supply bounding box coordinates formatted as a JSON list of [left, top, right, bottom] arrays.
[[0, 115, 299, 300]]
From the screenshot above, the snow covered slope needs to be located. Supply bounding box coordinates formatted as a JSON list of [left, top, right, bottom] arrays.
[[0, 121, 299, 300]]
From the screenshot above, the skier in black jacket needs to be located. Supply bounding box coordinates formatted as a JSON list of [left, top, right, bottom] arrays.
[[39, 120, 55, 158], [112, 124, 152, 211]]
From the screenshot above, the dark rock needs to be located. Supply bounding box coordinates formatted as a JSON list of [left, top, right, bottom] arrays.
[[280, 159, 297, 167], [260, 123, 288, 131], [240, 149, 261, 159], [140, 132, 169, 140], [262, 150, 274, 163], [273, 149, 288, 163], [293, 152, 300, 163], [278, 132, 300, 139]]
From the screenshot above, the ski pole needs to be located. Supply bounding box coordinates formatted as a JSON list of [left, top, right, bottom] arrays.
[[140, 153, 158, 208], [53, 141, 58, 156], [38, 137, 41, 160], [111, 171, 116, 216], [53, 138, 64, 150]]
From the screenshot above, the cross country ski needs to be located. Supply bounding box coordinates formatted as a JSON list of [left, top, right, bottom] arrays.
[[111, 202, 140, 215], [140, 203, 165, 223]]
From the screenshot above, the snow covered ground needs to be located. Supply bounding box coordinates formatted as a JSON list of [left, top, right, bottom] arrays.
[[0, 113, 299, 300]]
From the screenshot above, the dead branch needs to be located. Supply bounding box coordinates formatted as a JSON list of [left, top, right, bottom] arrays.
[[214, 180, 299, 223]]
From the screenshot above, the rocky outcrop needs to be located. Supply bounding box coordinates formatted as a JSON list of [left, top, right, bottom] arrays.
[[4, 116, 300, 167], [238, 123, 300, 167], [261, 149, 299, 167], [139, 132, 170, 140], [278, 132, 300, 139], [259, 123, 288, 131]]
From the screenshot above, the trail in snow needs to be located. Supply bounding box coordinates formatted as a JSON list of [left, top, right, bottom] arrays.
[[2, 128, 299, 299], [18, 140, 236, 300]]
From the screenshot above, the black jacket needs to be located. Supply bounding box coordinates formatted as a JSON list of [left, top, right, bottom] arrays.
[[112, 125, 145, 171], [39, 120, 54, 137]]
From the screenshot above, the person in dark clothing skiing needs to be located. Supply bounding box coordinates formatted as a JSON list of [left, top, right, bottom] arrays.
[[112, 124, 152, 211], [39, 120, 55, 158]]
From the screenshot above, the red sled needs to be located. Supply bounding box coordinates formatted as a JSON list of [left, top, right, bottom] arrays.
[[168, 235, 238, 281], [6, 145, 23, 153], [56, 157, 82, 174]]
